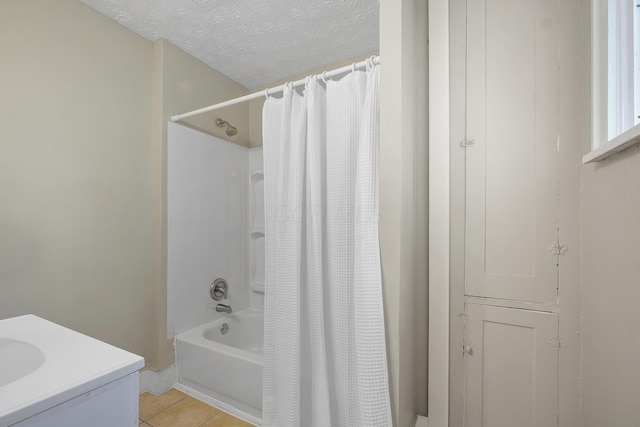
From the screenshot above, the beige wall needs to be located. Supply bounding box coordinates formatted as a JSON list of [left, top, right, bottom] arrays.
[[0, 0, 153, 358], [158, 40, 250, 147], [379, 0, 429, 425], [0, 1, 250, 370], [579, 1, 640, 423], [581, 147, 640, 425], [148, 39, 249, 369]]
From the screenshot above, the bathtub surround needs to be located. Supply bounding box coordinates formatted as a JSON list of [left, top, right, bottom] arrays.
[[167, 122, 249, 338], [248, 148, 266, 309], [262, 64, 392, 426], [166, 123, 264, 332], [168, 122, 264, 421], [150, 39, 251, 370]]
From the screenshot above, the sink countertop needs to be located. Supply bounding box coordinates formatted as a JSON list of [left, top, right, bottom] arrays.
[[0, 314, 144, 426]]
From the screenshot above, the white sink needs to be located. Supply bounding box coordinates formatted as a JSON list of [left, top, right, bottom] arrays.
[[0, 338, 45, 387], [0, 315, 144, 426]]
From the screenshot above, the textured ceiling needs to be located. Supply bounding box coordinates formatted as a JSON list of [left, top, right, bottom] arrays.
[[80, 0, 379, 89]]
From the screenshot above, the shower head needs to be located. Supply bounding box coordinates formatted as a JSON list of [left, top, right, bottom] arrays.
[[216, 118, 238, 137]]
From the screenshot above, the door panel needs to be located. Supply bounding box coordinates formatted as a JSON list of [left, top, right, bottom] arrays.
[[465, 0, 559, 303], [464, 304, 558, 427]]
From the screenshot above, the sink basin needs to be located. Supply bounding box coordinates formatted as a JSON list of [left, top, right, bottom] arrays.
[[0, 315, 144, 426], [0, 338, 45, 387]]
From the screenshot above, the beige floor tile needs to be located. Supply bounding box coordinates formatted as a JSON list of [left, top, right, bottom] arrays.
[[199, 412, 254, 427], [139, 388, 187, 420], [146, 396, 220, 427]]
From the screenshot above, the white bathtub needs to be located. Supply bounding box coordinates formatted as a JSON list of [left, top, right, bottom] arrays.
[[175, 309, 263, 423]]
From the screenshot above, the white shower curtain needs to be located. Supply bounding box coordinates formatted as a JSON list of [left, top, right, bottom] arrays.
[[262, 63, 392, 427]]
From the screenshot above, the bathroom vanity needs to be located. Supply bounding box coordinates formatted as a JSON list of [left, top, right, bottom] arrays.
[[0, 315, 144, 426]]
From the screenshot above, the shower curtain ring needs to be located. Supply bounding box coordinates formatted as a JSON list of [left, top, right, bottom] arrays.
[[264, 88, 270, 99], [321, 71, 328, 84], [352, 62, 357, 73]]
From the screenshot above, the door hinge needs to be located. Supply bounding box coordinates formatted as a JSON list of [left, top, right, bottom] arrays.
[[460, 138, 475, 148], [548, 337, 562, 350], [548, 243, 567, 256]]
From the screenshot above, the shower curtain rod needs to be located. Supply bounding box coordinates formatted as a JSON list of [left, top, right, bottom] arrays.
[[170, 55, 380, 122]]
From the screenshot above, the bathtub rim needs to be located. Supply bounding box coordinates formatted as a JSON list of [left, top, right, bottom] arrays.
[[174, 308, 264, 362]]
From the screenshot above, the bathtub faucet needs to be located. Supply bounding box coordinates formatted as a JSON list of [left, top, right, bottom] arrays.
[[215, 304, 232, 314]]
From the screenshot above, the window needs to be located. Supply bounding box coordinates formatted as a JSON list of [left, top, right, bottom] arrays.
[[585, 0, 640, 163]]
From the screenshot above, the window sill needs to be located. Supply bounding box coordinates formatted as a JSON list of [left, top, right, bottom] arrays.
[[583, 124, 640, 164]]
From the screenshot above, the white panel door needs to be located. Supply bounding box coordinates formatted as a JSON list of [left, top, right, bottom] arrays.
[[465, 0, 559, 303], [464, 304, 558, 427]]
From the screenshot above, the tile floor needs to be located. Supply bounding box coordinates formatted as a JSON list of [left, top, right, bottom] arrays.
[[139, 388, 254, 427]]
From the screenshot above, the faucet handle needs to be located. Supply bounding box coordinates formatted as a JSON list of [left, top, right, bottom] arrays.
[[210, 278, 228, 301]]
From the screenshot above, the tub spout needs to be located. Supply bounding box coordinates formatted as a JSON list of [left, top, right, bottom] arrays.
[[215, 304, 232, 313]]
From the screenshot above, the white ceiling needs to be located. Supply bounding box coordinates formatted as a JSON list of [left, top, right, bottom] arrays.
[[80, 0, 379, 90]]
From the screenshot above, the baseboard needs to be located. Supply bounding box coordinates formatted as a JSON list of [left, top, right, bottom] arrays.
[[173, 383, 261, 426], [415, 415, 429, 427], [139, 364, 177, 395]]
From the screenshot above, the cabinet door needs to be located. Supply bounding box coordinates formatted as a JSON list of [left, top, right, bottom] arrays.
[[464, 304, 558, 427], [465, 0, 559, 303]]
